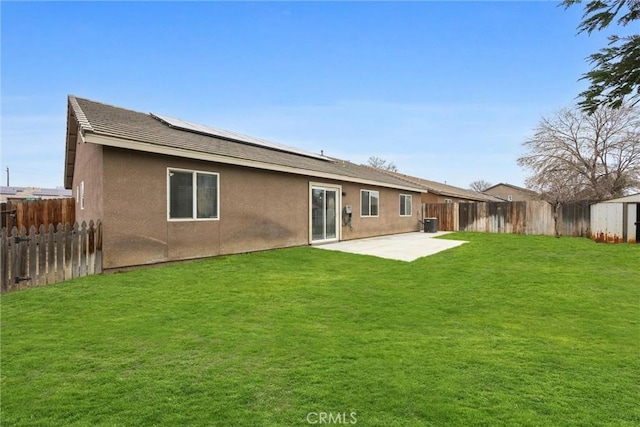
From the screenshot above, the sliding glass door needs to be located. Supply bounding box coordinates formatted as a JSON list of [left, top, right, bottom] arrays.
[[311, 185, 339, 243]]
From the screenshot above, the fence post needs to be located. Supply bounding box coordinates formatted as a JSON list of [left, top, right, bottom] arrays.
[[0, 227, 8, 291], [38, 225, 46, 285], [10, 227, 20, 292], [29, 226, 37, 287], [71, 222, 79, 279], [95, 221, 103, 274], [64, 223, 72, 281], [56, 223, 64, 283], [80, 221, 87, 277], [46, 224, 56, 284]]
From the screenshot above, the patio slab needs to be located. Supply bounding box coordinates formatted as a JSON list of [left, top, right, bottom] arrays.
[[314, 231, 467, 262]]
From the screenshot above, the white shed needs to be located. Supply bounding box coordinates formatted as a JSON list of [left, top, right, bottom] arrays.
[[590, 193, 640, 243]]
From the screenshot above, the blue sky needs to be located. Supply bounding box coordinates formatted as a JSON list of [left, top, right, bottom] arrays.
[[0, 1, 619, 189]]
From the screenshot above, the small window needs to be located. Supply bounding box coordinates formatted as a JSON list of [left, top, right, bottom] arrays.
[[168, 169, 219, 220], [80, 181, 85, 210], [400, 194, 412, 217], [444, 198, 452, 204], [507, 195, 513, 202], [360, 190, 379, 217]]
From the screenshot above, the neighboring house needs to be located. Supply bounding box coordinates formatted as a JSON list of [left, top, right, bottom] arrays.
[[365, 169, 503, 203], [483, 183, 539, 202], [64, 96, 424, 270], [590, 193, 640, 243], [1, 186, 72, 203]]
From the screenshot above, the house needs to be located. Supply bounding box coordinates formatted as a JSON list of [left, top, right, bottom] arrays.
[[482, 183, 539, 202], [366, 170, 502, 204], [590, 193, 640, 243], [415, 180, 503, 204], [64, 96, 425, 270]]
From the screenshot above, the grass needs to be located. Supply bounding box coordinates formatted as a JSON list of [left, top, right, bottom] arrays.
[[1, 232, 638, 426]]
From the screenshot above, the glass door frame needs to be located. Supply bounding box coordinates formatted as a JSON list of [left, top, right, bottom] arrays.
[[309, 182, 342, 244]]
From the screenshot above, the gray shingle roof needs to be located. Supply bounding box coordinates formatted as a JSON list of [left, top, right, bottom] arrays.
[[362, 166, 503, 202], [68, 96, 424, 191]]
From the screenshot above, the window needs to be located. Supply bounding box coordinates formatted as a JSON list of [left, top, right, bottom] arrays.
[[399, 194, 412, 216], [80, 181, 85, 210], [168, 169, 219, 220], [444, 198, 452, 204], [360, 190, 379, 217], [507, 195, 513, 202]]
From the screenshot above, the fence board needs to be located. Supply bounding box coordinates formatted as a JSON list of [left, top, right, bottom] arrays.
[[423, 201, 591, 237], [71, 222, 80, 279], [2, 198, 75, 230], [1, 228, 8, 291], [64, 223, 72, 280], [11, 227, 20, 291], [56, 224, 64, 283], [80, 222, 87, 277], [38, 225, 47, 286], [95, 221, 103, 274], [0, 221, 102, 292], [29, 226, 37, 287], [46, 224, 56, 285]]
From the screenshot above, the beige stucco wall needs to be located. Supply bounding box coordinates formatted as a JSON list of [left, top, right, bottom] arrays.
[[72, 137, 104, 224], [341, 184, 420, 240], [98, 147, 421, 269]]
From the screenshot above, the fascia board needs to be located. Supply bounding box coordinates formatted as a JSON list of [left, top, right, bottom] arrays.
[[84, 133, 425, 193]]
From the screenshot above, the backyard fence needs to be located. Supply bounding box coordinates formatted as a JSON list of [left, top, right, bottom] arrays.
[[1, 220, 102, 293], [423, 201, 591, 237], [1, 198, 75, 230]]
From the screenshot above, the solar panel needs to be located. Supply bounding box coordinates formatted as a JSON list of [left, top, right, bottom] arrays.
[[33, 189, 72, 197], [150, 113, 328, 161], [0, 188, 17, 195]]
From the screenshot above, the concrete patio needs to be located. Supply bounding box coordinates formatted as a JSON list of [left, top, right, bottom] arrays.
[[314, 231, 467, 262]]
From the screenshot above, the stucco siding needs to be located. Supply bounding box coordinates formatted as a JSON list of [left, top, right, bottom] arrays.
[[99, 147, 422, 269], [219, 169, 309, 255], [101, 148, 313, 268], [343, 184, 420, 239], [102, 148, 170, 268], [72, 137, 103, 224]]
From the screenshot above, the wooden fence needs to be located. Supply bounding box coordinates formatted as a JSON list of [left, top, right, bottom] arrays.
[[423, 201, 591, 237], [1, 221, 102, 292], [1, 198, 75, 230]]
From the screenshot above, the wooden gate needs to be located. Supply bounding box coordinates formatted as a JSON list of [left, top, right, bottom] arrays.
[[0, 221, 102, 292]]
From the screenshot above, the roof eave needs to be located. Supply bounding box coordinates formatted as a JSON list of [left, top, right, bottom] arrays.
[[84, 132, 425, 193]]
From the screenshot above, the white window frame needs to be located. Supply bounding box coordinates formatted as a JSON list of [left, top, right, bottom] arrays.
[[360, 189, 379, 217], [80, 181, 85, 210], [167, 168, 220, 221], [399, 194, 412, 217]]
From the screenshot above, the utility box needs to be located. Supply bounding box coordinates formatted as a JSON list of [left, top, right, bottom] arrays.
[[424, 217, 438, 233]]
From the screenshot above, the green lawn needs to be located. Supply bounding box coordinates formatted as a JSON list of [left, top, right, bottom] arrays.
[[1, 233, 638, 426]]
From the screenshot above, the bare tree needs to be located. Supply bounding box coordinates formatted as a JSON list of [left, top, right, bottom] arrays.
[[526, 169, 588, 237], [367, 156, 398, 172], [469, 180, 493, 192], [517, 105, 640, 203]]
